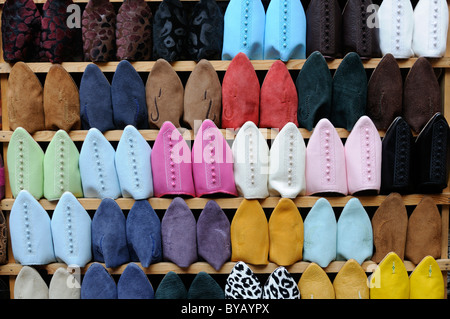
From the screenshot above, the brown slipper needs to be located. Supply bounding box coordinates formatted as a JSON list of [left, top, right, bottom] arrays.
[[405, 196, 442, 265], [146, 59, 184, 128], [43, 64, 81, 132], [371, 192, 408, 263], [183, 59, 222, 131], [7, 62, 45, 133]]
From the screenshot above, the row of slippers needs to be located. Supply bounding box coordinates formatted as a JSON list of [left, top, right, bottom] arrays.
[[228, 193, 442, 268], [13, 254, 446, 299], [7, 189, 442, 275], [1, 0, 224, 63], [226, 255, 445, 299], [2, 0, 449, 63], [7, 111, 449, 204], [224, 0, 449, 61], [6, 50, 443, 138], [14, 263, 225, 299], [11, 192, 234, 270]]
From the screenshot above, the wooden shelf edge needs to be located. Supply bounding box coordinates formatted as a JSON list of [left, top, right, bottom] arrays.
[[0, 57, 449, 74], [1, 259, 449, 275], [1, 194, 450, 211], [0, 128, 387, 142]]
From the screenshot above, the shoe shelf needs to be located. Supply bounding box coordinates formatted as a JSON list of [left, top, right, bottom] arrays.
[[0, 57, 450, 74], [1, 194, 450, 211], [0, 127, 381, 142], [0, 0, 449, 301], [0, 56, 449, 296], [0, 259, 450, 276]]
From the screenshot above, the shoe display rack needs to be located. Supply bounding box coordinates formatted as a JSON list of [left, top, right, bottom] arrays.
[[0, 0, 449, 300]]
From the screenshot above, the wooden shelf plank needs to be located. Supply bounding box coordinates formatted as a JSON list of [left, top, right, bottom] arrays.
[[0, 57, 450, 74], [0, 128, 386, 142], [1, 194, 449, 211], [1, 259, 450, 275]]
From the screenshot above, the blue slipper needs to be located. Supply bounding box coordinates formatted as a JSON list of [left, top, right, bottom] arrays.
[[91, 198, 130, 268], [111, 60, 149, 129], [126, 200, 162, 267], [79, 64, 115, 132], [117, 263, 154, 299], [81, 263, 117, 299]]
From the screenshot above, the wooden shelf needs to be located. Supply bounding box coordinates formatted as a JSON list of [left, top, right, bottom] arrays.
[[1, 259, 449, 275], [0, 0, 447, 302], [0, 128, 387, 142], [1, 194, 449, 211], [1, 57, 450, 74]]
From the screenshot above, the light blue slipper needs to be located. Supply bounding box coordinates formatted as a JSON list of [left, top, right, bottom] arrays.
[[10, 190, 56, 265], [264, 0, 306, 61], [115, 125, 153, 199], [222, 0, 265, 60], [336, 197, 373, 264], [51, 191, 92, 267], [303, 197, 336, 267], [79, 128, 121, 199]]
